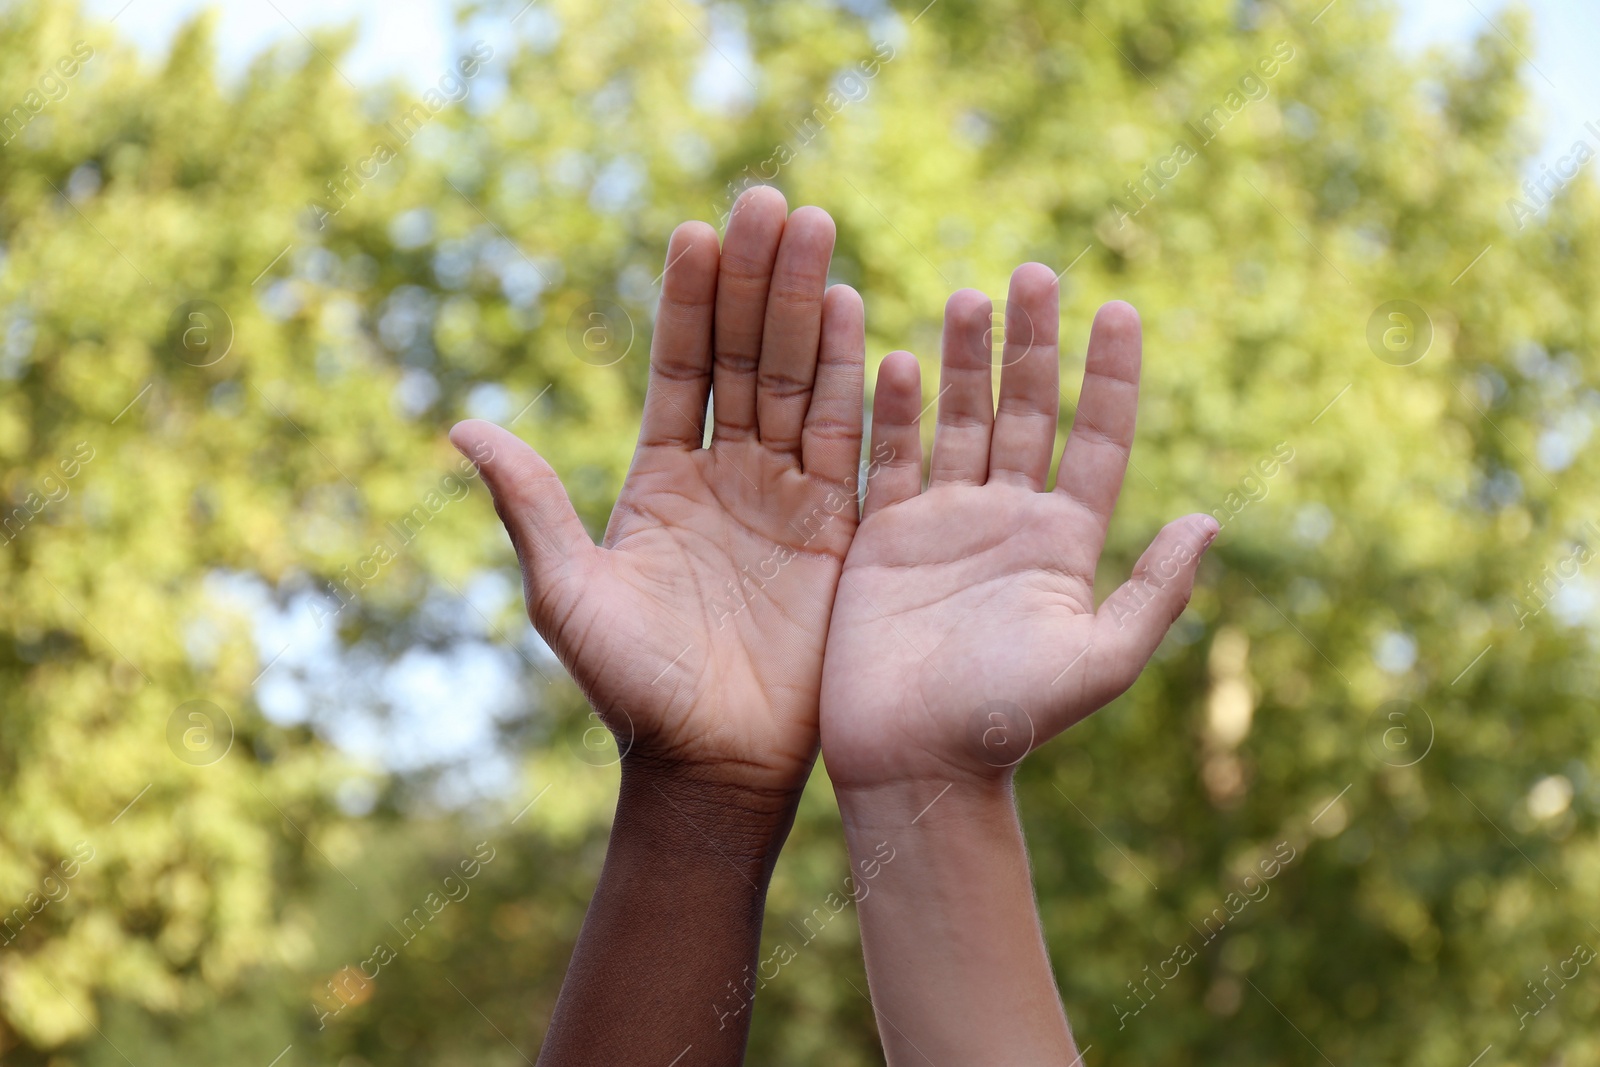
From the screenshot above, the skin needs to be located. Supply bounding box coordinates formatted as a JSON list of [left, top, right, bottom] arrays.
[[819, 265, 1218, 1065], [451, 185, 865, 1065]]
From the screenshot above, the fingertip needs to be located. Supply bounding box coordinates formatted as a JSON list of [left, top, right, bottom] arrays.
[[945, 287, 992, 321], [664, 221, 721, 279], [777, 206, 838, 271], [1084, 300, 1142, 385], [449, 418, 515, 473], [449, 418, 492, 454], [670, 218, 717, 242], [788, 204, 838, 241], [873, 350, 923, 427], [660, 222, 721, 309], [877, 349, 921, 394], [823, 283, 864, 322], [864, 350, 926, 514], [668, 219, 720, 258], [1156, 513, 1220, 558], [729, 184, 789, 230], [1010, 262, 1060, 301], [1094, 299, 1141, 335], [945, 290, 994, 356]]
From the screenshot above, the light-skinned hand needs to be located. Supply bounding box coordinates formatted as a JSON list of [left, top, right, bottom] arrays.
[[821, 264, 1218, 790]]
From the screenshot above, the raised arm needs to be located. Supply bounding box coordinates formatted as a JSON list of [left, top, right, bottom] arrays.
[[819, 268, 1217, 1064], [452, 186, 866, 1065]]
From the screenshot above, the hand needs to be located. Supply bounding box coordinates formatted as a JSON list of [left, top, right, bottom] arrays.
[[820, 265, 1217, 791], [466, 191, 867, 1067], [453, 186, 865, 806]]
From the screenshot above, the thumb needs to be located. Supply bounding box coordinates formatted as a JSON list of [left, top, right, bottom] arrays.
[[1086, 513, 1218, 705], [450, 419, 594, 611]]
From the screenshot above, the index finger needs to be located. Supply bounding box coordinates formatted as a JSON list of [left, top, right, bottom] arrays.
[[1052, 301, 1141, 557]]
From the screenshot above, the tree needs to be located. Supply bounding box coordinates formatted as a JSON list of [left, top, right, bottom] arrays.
[[2, 0, 1598, 1063]]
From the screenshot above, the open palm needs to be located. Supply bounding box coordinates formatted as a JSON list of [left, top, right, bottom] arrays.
[[453, 188, 865, 793], [820, 267, 1217, 789]]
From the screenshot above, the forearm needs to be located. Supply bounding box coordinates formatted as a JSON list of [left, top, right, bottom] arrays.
[[838, 779, 1078, 1067], [537, 757, 799, 1066]]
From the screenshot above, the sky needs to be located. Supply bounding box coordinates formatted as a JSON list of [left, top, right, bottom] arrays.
[[1393, 0, 1600, 151], [80, 0, 1600, 157]]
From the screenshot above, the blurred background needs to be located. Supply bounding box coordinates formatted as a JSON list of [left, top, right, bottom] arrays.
[[2, 0, 1599, 1063]]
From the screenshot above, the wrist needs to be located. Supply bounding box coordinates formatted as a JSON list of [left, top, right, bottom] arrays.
[[835, 775, 1020, 841], [614, 752, 804, 883], [539, 748, 805, 1064], [834, 775, 1078, 1066]]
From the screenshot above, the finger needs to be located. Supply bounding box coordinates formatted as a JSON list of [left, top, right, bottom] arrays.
[[801, 284, 866, 485], [1085, 514, 1218, 707], [928, 289, 994, 486], [449, 420, 596, 623], [988, 263, 1061, 489], [712, 185, 788, 443], [757, 206, 837, 457], [1053, 300, 1141, 560], [636, 222, 720, 449], [862, 351, 924, 518]]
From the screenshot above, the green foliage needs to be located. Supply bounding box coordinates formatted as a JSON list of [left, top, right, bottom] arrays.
[[3, 0, 1599, 1063]]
